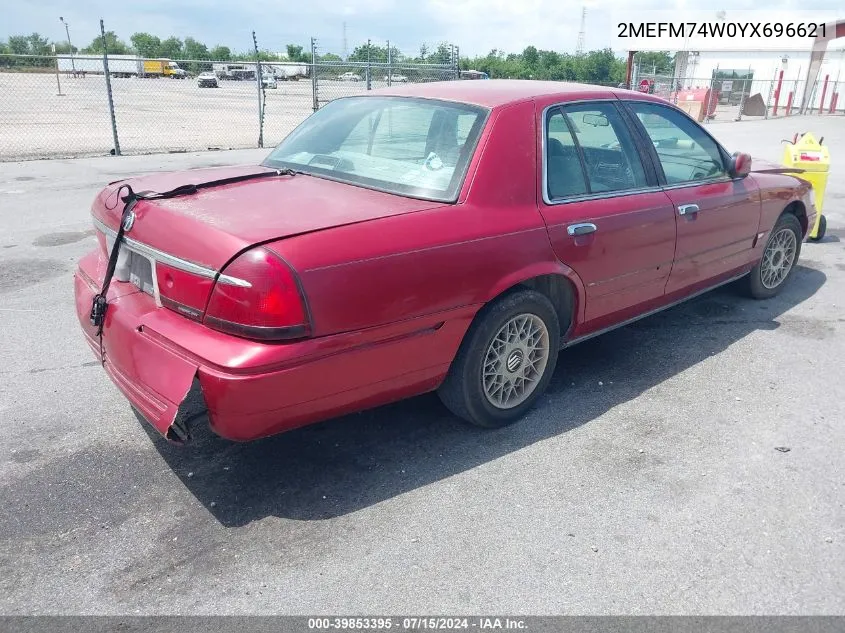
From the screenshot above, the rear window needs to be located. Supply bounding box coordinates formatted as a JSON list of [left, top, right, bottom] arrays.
[[263, 96, 489, 202]]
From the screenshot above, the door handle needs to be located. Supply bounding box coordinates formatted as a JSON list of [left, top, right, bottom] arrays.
[[567, 223, 597, 236], [678, 204, 700, 216]]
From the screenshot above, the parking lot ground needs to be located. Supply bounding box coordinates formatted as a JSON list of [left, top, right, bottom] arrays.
[[0, 115, 843, 615]]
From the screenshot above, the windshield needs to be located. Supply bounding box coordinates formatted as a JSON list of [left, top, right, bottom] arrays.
[[262, 96, 489, 202]]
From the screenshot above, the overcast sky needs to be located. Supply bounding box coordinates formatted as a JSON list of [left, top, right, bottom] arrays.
[[6, 0, 843, 58]]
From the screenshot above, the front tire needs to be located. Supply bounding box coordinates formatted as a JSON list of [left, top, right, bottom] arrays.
[[438, 289, 560, 428], [744, 213, 802, 299]]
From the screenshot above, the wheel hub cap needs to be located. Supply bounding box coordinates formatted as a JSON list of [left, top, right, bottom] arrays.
[[761, 227, 797, 290], [482, 313, 550, 410], [506, 349, 524, 372]]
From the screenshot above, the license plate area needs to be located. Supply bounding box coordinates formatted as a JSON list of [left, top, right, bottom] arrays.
[[105, 234, 160, 304], [128, 252, 155, 296]]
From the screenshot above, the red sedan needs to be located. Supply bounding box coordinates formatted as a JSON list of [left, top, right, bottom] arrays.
[[74, 80, 816, 443]]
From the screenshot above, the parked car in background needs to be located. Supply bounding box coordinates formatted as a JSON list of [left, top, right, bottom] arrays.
[[338, 72, 361, 82], [262, 74, 278, 89], [196, 72, 218, 88], [74, 80, 816, 445], [383, 74, 409, 82]]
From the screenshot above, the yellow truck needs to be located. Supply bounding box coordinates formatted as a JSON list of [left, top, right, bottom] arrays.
[[57, 55, 187, 78], [142, 59, 187, 78]]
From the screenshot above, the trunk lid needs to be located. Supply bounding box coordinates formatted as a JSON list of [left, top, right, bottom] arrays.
[[92, 164, 443, 270], [91, 164, 445, 324]]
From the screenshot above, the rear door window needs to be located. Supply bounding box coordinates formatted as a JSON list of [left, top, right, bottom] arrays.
[[545, 102, 648, 201]]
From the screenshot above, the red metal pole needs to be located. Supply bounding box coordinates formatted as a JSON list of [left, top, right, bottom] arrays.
[[785, 91, 794, 116], [772, 70, 784, 116], [830, 93, 839, 114], [818, 74, 829, 114]]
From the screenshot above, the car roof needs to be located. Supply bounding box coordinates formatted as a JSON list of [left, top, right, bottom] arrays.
[[371, 79, 655, 108]]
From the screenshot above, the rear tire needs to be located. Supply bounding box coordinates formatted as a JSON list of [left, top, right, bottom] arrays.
[[438, 289, 560, 428], [744, 213, 802, 299], [809, 215, 827, 242]]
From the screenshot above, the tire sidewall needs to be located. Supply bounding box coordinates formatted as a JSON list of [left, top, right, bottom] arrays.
[[750, 214, 803, 299], [458, 290, 560, 427]]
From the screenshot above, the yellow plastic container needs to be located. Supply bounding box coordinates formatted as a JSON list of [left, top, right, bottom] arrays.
[[782, 132, 829, 240]]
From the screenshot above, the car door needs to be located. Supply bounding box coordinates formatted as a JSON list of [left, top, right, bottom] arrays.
[[622, 101, 761, 295], [538, 100, 677, 330]]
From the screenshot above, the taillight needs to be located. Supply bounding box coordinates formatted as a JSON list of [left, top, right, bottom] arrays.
[[156, 263, 214, 322], [203, 247, 310, 341]]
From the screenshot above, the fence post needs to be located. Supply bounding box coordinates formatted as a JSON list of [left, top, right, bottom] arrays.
[[100, 19, 121, 156], [366, 39, 372, 91], [387, 40, 392, 87], [52, 47, 63, 96], [454, 45, 460, 80], [764, 68, 777, 119], [311, 37, 319, 112], [705, 64, 718, 123], [252, 31, 264, 149]]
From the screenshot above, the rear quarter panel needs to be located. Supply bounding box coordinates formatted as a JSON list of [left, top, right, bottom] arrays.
[[268, 99, 584, 339]]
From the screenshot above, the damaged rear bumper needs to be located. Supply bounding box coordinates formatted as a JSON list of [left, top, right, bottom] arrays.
[[74, 255, 205, 443]]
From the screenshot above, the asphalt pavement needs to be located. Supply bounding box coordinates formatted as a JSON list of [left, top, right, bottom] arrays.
[[0, 115, 843, 615]]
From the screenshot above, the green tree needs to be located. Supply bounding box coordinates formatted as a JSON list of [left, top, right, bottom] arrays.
[[52, 41, 78, 54], [209, 45, 232, 61], [158, 36, 183, 59], [130, 32, 161, 58], [84, 31, 130, 54], [286, 44, 311, 63], [634, 51, 673, 74], [522, 45, 538, 68], [319, 52, 342, 62], [25, 32, 50, 55], [428, 42, 453, 65], [183, 37, 209, 60], [7, 35, 30, 55]]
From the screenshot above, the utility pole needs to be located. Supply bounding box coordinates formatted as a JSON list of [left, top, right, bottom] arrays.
[[59, 16, 76, 76], [342, 22, 348, 61]]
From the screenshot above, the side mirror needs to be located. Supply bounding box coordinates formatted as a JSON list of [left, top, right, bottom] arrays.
[[730, 152, 752, 178]]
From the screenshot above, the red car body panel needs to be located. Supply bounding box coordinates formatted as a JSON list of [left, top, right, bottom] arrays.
[[93, 165, 446, 271], [661, 178, 762, 294], [73, 81, 816, 442]]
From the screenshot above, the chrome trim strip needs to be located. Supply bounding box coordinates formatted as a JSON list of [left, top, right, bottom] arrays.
[[562, 270, 749, 349], [93, 217, 251, 288]]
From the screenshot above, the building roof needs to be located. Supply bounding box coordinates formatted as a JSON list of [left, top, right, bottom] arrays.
[[372, 79, 620, 108]]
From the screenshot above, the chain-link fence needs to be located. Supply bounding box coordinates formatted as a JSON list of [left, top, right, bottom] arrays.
[[4, 49, 843, 162], [633, 70, 845, 123], [0, 52, 458, 162]]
